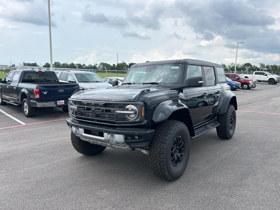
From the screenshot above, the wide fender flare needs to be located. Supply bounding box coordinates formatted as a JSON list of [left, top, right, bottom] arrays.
[[152, 100, 188, 123], [215, 91, 237, 115]]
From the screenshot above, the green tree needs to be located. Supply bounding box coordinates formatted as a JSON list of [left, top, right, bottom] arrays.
[[116, 62, 128, 70], [98, 62, 112, 70], [43, 63, 50, 68], [128, 63, 136, 68], [68, 63, 76, 68], [53, 62, 61, 68], [23, 62, 38, 66]]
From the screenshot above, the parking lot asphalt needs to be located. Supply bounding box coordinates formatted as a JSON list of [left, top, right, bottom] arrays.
[[1, 83, 280, 209]]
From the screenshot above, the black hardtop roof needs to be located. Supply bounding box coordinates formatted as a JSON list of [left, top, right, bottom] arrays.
[[133, 59, 223, 68]]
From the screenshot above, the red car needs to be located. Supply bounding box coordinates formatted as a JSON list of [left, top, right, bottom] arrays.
[[225, 73, 256, 89]]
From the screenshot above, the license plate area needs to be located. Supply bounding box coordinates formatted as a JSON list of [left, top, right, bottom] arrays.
[[57, 100, 65, 105]]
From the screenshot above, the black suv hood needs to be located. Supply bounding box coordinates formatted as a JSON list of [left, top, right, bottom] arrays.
[[71, 84, 175, 102]]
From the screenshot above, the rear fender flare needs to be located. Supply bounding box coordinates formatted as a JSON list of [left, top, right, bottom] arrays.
[[214, 91, 237, 115]]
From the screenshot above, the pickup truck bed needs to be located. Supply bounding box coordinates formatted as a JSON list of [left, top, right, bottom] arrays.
[[0, 69, 79, 117]]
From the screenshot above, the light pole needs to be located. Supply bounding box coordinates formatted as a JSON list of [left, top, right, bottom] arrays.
[[234, 41, 244, 73], [47, 0, 53, 69]]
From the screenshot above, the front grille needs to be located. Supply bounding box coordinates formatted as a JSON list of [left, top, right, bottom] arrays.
[[70, 100, 140, 123]]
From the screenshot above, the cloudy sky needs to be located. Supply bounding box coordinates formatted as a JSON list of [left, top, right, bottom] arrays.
[[0, 0, 279, 66]]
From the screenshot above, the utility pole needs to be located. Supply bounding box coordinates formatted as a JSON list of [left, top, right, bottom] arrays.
[[48, 0, 53, 69], [234, 41, 244, 73]]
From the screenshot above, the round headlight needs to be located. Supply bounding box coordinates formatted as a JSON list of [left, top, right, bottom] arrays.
[[125, 105, 138, 120]]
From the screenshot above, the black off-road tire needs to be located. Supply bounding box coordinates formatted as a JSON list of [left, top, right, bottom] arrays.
[[0, 93, 6, 105], [22, 98, 35, 117], [71, 132, 106, 156], [216, 105, 236, 140], [268, 78, 275, 85], [149, 120, 190, 181]]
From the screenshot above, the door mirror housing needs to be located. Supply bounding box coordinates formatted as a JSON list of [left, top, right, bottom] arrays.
[[186, 77, 203, 87]]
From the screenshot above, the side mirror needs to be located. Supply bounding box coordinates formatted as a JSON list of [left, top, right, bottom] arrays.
[[264, 74, 267, 76], [112, 80, 118, 86], [187, 77, 203, 87]]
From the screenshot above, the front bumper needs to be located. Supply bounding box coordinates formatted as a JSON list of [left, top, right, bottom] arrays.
[[249, 81, 256, 88], [66, 118, 155, 150]]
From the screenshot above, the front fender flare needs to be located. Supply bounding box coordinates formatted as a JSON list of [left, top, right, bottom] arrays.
[[152, 100, 187, 123]]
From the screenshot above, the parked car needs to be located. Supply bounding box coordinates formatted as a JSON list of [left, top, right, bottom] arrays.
[[243, 71, 280, 85], [103, 77, 124, 86], [226, 77, 240, 90], [56, 70, 112, 90], [67, 59, 237, 181], [225, 73, 256, 89], [0, 69, 79, 117]]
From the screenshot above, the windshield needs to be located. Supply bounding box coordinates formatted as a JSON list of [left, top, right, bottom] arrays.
[[75, 73, 102, 83], [124, 63, 182, 84]]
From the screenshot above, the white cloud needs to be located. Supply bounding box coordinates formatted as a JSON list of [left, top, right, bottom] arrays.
[[74, 52, 98, 65]]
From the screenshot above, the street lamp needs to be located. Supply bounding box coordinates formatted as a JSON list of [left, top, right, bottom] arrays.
[[47, 0, 53, 69], [234, 41, 244, 73]]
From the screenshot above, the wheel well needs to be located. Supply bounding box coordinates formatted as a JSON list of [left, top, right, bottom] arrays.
[[230, 96, 237, 110], [168, 109, 195, 137], [20, 94, 27, 104]]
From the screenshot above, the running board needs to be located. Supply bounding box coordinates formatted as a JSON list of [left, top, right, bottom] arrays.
[[3, 100, 19, 106], [192, 120, 219, 138]]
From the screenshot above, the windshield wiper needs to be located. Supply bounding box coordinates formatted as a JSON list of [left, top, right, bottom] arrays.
[[142, 82, 163, 85]]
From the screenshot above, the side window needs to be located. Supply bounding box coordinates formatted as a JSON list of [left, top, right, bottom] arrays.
[[204, 66, 215, 86], [12, 71, 21, 83], [185, 65, 203, 83], [5, 72, 14, 83], [59, 72, 69, 81], [216, 67, 226, 83], [232, 74, 238, 79], [185, 65, 203, 87]]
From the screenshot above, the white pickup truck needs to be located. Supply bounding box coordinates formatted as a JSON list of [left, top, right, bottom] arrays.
[[243, 71, 280, 85]]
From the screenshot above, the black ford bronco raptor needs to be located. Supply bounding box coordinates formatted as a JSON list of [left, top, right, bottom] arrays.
[[66, 59, 237, 181]]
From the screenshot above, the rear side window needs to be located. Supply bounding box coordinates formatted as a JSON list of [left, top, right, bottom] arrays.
[[216, 67, 226, 83], [204, 66, 215, 86]]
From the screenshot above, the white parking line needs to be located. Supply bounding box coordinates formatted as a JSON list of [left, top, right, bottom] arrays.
[[0, 109, 26, 125]]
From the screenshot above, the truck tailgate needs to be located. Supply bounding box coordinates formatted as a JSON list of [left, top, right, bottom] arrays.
[[36, 84, 78, 102]]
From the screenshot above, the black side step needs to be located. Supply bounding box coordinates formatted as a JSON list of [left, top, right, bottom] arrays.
[[3, 100, 19, 106], [192, 120, 219, 139]]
